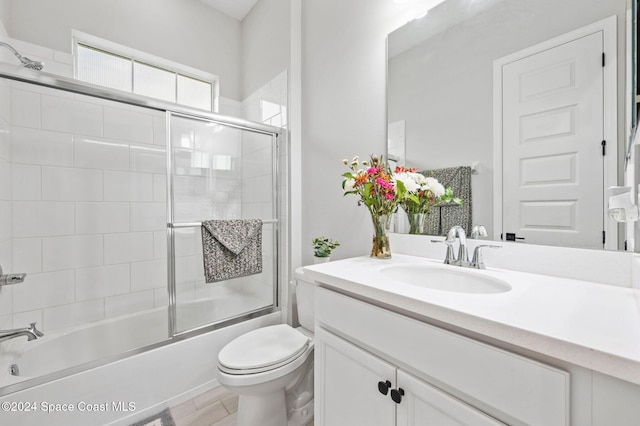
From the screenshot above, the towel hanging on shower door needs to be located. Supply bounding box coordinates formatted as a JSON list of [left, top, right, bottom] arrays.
[[201, 219, 263, 283]]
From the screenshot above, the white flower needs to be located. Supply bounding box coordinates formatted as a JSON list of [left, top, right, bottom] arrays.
[[394, 172, 420, 193], [423, 177, 445, 198], [344, 178, 356, 192]]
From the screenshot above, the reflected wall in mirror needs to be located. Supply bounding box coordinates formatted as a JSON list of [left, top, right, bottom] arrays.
[[387, 0, 631, 251]]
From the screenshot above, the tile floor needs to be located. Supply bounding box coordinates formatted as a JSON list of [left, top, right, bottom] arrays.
[[169, 387, 314, 426], [170, 387, 238, 426]]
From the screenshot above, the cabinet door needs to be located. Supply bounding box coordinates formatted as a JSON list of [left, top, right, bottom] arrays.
[[396, 370, 505, 426], [315, 327, 396, 426]]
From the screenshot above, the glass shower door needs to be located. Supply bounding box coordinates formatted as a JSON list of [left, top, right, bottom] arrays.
[[168, 113, 278, 334]]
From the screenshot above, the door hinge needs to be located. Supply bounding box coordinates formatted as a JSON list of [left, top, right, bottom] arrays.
[[602, 140, 606, 156], [603, 230, 606, 245], [602, 52, 605, 67]]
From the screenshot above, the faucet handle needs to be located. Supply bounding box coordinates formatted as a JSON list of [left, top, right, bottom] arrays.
[[431, 239, 456, 265], [28, 322, 44, 338], [470, 225, 488, 239], [471, 245, 501, 269]]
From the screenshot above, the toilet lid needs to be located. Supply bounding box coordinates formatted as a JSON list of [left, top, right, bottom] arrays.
[[218, 324, 310, 372]]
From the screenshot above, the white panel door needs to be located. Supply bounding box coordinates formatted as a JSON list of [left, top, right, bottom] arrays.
[[501, 31, 604, 249], [315, 327, 396, 426], [396, 370, 505, 426]]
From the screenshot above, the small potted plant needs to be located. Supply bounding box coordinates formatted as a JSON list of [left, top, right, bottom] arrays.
[[312, 237, 340, 263]]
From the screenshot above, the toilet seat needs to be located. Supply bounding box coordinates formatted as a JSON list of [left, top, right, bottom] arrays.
[[218, 324, 310, 375]]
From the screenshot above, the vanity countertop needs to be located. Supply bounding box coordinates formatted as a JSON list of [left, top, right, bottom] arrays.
[[302, 254, 640, 385]]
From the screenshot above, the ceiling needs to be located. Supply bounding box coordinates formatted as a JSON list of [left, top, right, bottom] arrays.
[[199, 0, 259, 21]]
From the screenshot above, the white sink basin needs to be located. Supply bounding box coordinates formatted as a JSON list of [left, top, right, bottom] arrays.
[[379, 264, 511, 294]]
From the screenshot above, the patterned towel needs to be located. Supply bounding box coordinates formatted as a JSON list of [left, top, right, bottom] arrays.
[[201, 219, 262, 283], [419, 166, 473, 236]]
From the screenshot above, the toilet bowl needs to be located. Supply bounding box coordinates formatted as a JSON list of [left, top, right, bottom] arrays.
[[216, 269, 315, 426]]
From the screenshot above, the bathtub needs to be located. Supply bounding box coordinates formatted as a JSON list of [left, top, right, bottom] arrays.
[[1, 295, 271, 383], [0, 304, 279, 425]]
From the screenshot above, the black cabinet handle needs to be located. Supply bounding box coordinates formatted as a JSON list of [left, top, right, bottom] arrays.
[[390, 388, 405, 404], [377, 380, 391, 395]]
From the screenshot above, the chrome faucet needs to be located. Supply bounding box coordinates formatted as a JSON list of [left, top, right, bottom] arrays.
[[0, 323, 44, 343], [433, 226, 502, 269], [470, 245, 502, 269], [446, 225, 470, 267]]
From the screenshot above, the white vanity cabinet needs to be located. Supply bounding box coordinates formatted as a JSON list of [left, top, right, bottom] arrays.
[[314, 286, 570, 426], [316, 326, 504, 425]]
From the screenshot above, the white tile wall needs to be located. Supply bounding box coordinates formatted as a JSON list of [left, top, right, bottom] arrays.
[[104, 171, 153, 202], [44, 299, 105, 331], [12, 238, 42, 274], [0, 78, 12, 331], [105, 290, 155, 318], [41, 95, 103, 137], [74, 136, 130, 171], [42, 235, 104, 271], [131, 259, 167, 292], [13, 201, 75, 238], [0, 201, 11, 242], [0, 77, 174, 333], [41, 167, 103, 201], [11, 89, 41, 128], [75, 202, 130, 234], [75, 264, 130, 301], [130, 202, 166, 232], [104, 106, 154, 144], [130, 143, 166, 173], [12, 165, 41, 200], [13, 270, 75, 313], [104, 232, 154, 265], [12, 127, 74, 167]]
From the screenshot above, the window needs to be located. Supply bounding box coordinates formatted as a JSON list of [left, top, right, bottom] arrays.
[[73, 31, 218, 112]]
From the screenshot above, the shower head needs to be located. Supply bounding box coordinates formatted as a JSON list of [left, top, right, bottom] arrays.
[[21, 57, 44, 71], [0, 41, 44, 71]]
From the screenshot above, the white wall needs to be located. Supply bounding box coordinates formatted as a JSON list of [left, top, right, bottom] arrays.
[[2, 0, 243, 100], [300, 0, 440, 265], [242, 0, 290, 98]]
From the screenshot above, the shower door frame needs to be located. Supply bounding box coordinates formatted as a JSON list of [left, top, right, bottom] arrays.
[[0, 62, 283, 396], [166, 111, 281, 337]]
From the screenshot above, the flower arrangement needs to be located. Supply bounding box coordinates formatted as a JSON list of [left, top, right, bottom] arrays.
[[341, 155, 406, 217], [393, 166, 461, 215], [312, 237, 340, 258], [393, 166, 461, 234], [342, 155, 406, 258]]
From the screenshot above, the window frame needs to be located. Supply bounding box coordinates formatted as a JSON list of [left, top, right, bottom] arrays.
[[72, 30, 219, 112]]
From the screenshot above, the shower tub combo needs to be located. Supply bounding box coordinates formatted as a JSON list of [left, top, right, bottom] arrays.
[[0, 58, 286, 425]]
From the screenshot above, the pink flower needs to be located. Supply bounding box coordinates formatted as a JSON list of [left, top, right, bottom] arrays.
[[367, 167, 379, 174], [385, 193, 394, 200], [375, 178, 393, 189]]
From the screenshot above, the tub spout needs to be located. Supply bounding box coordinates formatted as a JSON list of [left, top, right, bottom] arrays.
[[0, 322, 44, 343]]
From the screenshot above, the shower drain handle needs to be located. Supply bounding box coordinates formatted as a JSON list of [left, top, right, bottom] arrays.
[[9, 364, 19, 376]]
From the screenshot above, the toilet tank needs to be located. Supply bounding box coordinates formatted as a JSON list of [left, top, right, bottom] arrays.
[[294, 268, 315, 331]]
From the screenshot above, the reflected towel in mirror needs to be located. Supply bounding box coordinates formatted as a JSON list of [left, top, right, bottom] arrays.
[[420, 166, 473, 236]]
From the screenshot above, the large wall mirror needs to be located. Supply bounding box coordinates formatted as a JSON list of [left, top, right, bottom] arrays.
[[387, 0, 634, 251]]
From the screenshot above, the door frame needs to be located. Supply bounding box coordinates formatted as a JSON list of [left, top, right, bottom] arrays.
[[492, 15, 618, 250]]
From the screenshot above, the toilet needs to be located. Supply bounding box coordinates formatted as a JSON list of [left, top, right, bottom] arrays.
[[217, 269, 315, 426]]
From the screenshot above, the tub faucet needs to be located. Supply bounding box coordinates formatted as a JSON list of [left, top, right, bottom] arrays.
[[447, 226, 470, 266], [0, 322, 44, 343]]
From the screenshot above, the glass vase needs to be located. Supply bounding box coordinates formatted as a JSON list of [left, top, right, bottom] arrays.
[[370, 214, 391, 259], [407, 212, 426, 235]]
